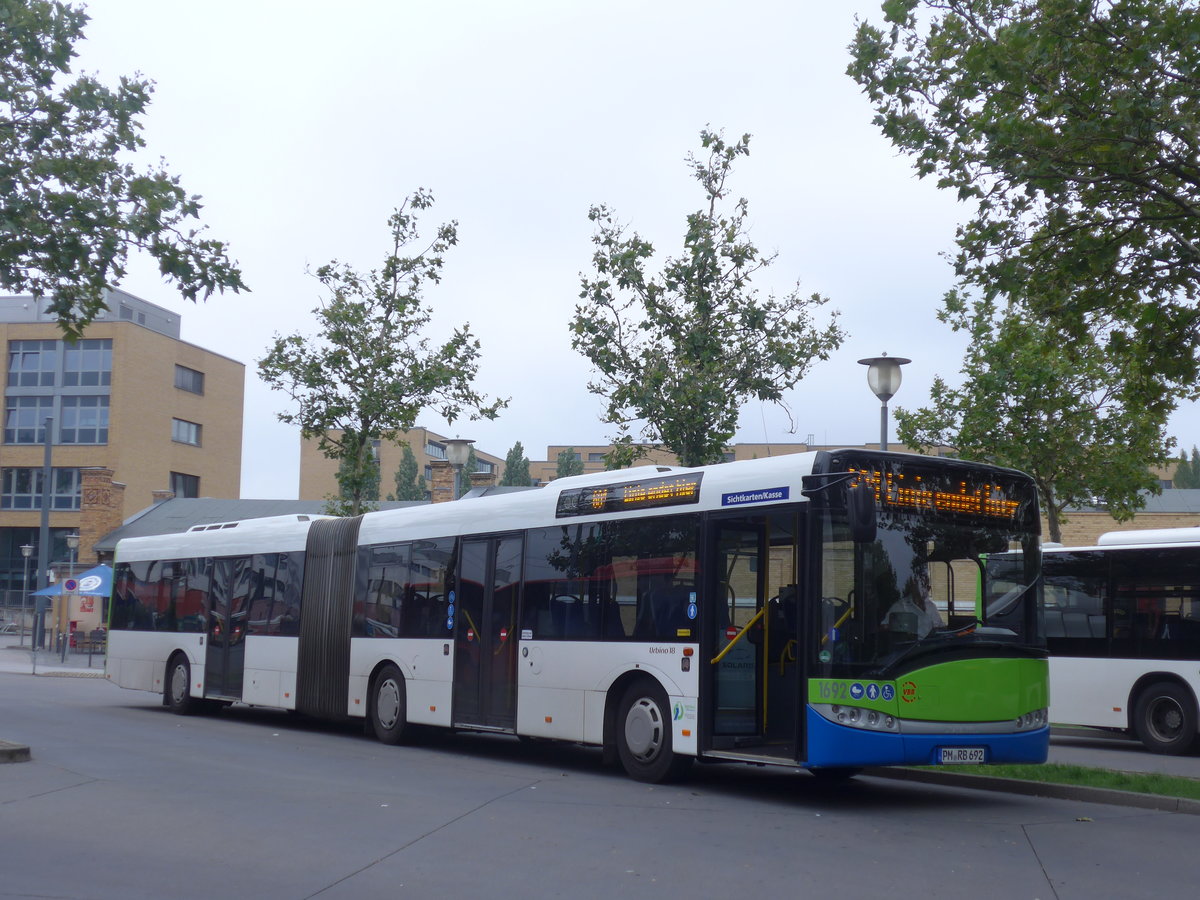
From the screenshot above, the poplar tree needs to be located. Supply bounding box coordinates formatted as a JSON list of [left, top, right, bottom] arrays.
[[500, 442, 532, 486]]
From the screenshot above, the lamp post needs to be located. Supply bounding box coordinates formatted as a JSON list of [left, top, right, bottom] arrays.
[[444, 438, 475, 501], [61, 532, 79, 662], [857, 353, 910, 451], [19, 544, 33, 648]]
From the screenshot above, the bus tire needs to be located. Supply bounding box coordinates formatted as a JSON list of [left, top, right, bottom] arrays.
[[1133, 682, 1199, 755], [616, 681, 692, 783], [166, 654, 198, 716], [370, 664, 409, 745]]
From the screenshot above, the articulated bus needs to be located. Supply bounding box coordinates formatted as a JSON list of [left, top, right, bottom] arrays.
[[107, 450, 1049, 782], [988, 528, 1200, 755]]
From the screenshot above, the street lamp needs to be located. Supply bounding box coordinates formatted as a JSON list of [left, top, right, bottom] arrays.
[[62, 532, 79, 662], [857, 353, 910, 452], [19, 543, 33, 648], [444, 438, 475, 501]]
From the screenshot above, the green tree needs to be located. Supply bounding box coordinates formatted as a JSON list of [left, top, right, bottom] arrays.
[[500, 441, 531, 486], [572, 128, 845, 467], [1174, 446, 1200, 489], [389, 443, 426, 501], [848, 0, 1200, 402], [555, 447, 584, 479], [258, 190, 505, 516], [1, 0, 246, 336], [895, 296, 1173, 542], [329, 446, 380, 516]]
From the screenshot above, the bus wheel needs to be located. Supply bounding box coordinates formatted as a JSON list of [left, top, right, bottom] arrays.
[[166, 654, 197, 716], [616, 681, 691, 783], [1133, 683, 1199, 755], [370, 664, 408, 745]]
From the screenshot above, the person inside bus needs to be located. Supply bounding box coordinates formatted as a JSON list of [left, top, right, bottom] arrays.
[[883, 571, 943, 637]]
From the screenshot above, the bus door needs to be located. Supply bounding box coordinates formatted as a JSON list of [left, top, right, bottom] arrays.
[[205, 556, 251, 699], [705, 512, 802, 760], [453, 534, 523, 730]]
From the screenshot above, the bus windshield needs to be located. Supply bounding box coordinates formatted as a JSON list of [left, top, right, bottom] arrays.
[[814, 458, 1041, 678]]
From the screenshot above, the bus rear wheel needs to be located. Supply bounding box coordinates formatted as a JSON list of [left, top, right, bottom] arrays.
[[616, 681, 692, 783], [1133, 682, 1199, 755], [370, 664, 409, 745], [166, 654, 198, 715]]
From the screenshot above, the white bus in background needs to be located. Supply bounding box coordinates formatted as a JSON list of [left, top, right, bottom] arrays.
[[990, 527, 1200, 755]]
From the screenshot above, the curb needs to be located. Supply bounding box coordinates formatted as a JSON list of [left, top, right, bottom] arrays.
[[866, 766, 1200, 816], [0, 739, 31, 764]]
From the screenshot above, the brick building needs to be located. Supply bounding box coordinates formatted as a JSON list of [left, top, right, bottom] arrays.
[[0, 289, 243, 603], [298, 426, 504, 502]]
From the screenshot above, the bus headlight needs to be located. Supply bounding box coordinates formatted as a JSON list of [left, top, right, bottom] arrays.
[[827, 704, 899, 732], [1015, 708, 1048, 731]]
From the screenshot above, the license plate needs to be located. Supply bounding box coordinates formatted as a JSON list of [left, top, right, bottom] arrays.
[[939, 746, 986, 764]]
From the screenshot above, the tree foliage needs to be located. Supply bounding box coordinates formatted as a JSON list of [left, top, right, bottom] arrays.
[[1174, 446, 1200, 489], [327, 447, 381, 517], [555, 447, 584, 479], [0, 0, 246, 336], [389, 443, 425, 501], [572, 129, 845, 467], [895, 295, 1173, 542], [258, 190, 505, 516], [500, 441, 531, 486], [848, 0, 1200, 397]]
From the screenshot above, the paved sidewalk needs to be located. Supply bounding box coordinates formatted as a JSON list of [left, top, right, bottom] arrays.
[[0, 641, 106, 678]]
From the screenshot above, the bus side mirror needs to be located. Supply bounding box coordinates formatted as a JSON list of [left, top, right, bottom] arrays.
[[847, 483, 877, 543]]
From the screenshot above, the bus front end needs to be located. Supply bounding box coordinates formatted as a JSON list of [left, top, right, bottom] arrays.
[[803, 451, 1048, 769]]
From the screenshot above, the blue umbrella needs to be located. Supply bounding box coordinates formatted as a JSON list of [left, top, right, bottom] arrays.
[[31, 564, 113, 597]]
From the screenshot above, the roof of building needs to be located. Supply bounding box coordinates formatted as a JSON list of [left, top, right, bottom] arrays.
[[93, 498, 427, 553], [1069, 489, 1200, 515]]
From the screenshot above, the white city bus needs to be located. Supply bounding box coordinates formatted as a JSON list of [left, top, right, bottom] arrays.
[[107, 449, 1050, 782], [989, 527, 1200, 754]]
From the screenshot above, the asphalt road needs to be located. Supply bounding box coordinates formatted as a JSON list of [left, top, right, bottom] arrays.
[[2, 672, 1198, 900]]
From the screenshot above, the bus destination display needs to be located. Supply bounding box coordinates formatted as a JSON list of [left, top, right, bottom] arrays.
[[556, 473, 704, 518], [850, 467, 1021, 521]]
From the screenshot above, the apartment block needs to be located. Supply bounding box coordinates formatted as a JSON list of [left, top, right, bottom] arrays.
[[0, 289, 243, 595]]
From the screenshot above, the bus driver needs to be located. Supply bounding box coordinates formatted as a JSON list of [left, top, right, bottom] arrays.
[[884, 571, 943, 637]]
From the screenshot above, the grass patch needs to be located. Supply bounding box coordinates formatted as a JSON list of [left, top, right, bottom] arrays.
[[927, 763, 1200, 801]]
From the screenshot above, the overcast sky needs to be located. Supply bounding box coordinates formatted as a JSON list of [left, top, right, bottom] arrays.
[[70, 0, 1198, 498]]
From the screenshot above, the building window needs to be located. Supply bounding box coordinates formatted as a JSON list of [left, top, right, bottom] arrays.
[[171, 418, 202, 446], [3, 396, 53, 444], [588, 453, 606, 463], [174, 365, 205, 394], [426, 441, 447, 460], [477, 461, 494, 474], [62, 338, 112, 387], [1, 467, 81, 510], [60, 396, 109, 444], [170, 472, 199, 498], [7, 340, 58, 387]]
